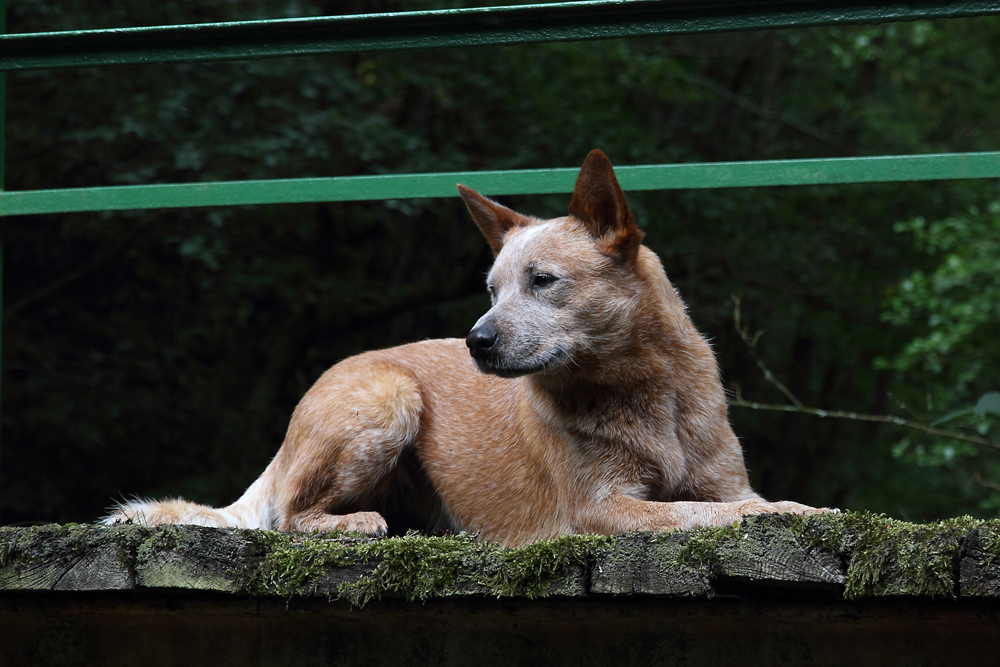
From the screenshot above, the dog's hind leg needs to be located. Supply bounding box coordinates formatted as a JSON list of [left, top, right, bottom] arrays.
[[272, 361, 423, 536]]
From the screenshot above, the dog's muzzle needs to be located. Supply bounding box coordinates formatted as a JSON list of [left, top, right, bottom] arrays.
[[466, 323, 498, 360]]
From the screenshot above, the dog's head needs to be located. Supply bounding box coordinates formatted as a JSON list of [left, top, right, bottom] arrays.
[[458, 150, 654, 379]]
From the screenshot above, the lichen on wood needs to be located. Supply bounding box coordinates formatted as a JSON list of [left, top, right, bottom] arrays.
[[246, 529, 357, 597], [0, 523, 145, 590], [236, 529, 611, 604], [5, 512, 1000, 604], [655, 511, 1000, 599], [336, 532, 611, 606], [787, 512, 989, 599]]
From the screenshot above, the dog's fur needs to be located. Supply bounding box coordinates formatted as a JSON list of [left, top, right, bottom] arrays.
[[105, 150, 823, 546]]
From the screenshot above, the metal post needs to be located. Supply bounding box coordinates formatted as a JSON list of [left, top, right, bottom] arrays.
[[1, 0, 6, 465]]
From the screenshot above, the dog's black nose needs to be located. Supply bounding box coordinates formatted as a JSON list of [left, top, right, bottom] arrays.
[[466, 324, 498, 357]]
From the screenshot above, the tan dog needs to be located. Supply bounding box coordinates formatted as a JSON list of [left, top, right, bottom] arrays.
[[105, 150, 822, 546]]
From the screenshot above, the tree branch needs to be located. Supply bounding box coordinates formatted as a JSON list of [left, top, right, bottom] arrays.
[[670, 70, 847, 153], [732, 295, 803, 408], [728, 296, 999, 451], [972, 470, 1000, 493]]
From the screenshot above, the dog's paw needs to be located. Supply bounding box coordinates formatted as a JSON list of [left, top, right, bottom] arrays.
[[291, 510, 389, 536], [739, 500, 837, 517], [337, 511, 389, 537], [775, 501, 839, 516], [734, 499, 776, 517], [802, 505, 839, 515]]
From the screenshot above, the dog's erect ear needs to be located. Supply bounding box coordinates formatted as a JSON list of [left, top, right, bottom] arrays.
[[568, 150, 644, 261], [458, 184, 529, 256]]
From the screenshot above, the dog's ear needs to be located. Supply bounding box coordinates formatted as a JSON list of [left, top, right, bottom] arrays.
[[458, 184, 528, 256], [568, 150, 644, 261]]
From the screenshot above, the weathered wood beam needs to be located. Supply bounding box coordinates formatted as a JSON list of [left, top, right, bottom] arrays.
[[2, 512, 999, 601]]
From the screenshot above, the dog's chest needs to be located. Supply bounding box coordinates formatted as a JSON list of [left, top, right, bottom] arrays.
[[553, 384, 675, 440], [551, 390, 690, 496]]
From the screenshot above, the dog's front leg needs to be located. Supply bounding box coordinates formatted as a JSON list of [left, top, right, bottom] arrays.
[[580, 494, 827, 534]]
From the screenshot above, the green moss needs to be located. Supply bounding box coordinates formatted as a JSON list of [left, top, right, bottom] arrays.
[[338, 533, 479, 605], [3, 524, 92, 562], [975, 521, 1000, 566], [238, 530, 616, 606], [249, 531, 356, 597], [0, 524, 149, 583], [0, 527, 37, 569], [668, 523, 741, 575], [2, 526, 608, 603], [480, 533, 612, 598], [651, 511, 993, 600], [787, 511, 980, 599], [7, 516, 998, 602], [145, 524, 198, 551], [108, 525, 149, 580], [338, 532, 612, 606]]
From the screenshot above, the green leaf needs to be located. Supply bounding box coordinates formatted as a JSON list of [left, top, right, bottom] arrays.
[[975, 392, 1000, 417]]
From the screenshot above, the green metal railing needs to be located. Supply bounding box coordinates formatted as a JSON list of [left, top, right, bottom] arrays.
[[1, 0, 1000, 459], [3, 152, 1000, 216], [1, 0, 5, 456], [3, 0, 1000, 71], [3, 0, 1000, 219], [4, 0, 1000, 217]]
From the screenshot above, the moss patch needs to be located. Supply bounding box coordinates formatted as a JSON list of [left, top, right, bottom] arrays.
[[786, 511, 980, 599], [482, 533, 611, 597], [248, 531, 356, 597], [0, 524, 147, 590], [667, 523, 742, 576], [652, 512, 995, 599], [245, 530, 612, 606], [0, 526, 39, 569], [339, 532, 612, 606], [974, 521, 1000, 566], [0, 524, 145, 570], [108, 525, 149, 581], [7, 515, 1000, 602], [338, 533, 478, 605]]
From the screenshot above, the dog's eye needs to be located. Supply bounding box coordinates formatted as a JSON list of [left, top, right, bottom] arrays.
[[531, 274, 557, 289]]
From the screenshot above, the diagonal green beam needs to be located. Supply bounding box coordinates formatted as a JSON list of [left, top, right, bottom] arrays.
[[2, 152, 999, 216], [2, 0, 1000, 71]]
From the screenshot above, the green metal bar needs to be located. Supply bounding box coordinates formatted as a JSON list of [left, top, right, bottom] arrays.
[[2, 0, 1000, 71], [2, 152, 998, 216]]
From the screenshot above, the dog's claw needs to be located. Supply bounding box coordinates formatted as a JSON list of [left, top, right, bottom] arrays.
[[735, 499, 835, 519], [342, 511, 388, 537]]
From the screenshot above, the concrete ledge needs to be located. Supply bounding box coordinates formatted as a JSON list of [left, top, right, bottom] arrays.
[[4, 512, 1000, 666]]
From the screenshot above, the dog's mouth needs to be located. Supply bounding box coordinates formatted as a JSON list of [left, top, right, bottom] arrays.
[[474, 347, 569, 378]]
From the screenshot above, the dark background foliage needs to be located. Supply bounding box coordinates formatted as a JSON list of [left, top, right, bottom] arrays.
[[3, 0, 999, 525]]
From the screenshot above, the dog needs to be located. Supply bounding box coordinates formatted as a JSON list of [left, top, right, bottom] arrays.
[[105, 150, 824, 546]]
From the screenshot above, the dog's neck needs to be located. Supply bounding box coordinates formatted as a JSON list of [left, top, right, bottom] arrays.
[[524, 254, 721, 437], [527, 312, 696, 405]]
